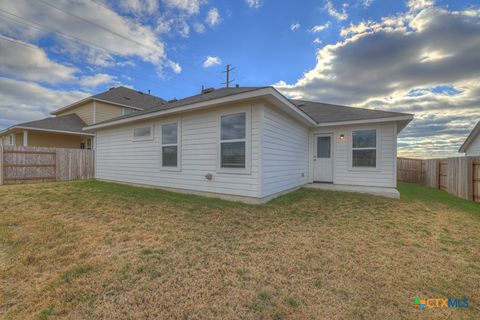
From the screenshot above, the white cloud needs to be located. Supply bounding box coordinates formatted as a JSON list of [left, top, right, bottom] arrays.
[[167, 61, 182, 73], [193, 22, 205, 33], [0, 0, 173, 70], [0, 77, 90, 128], [325, 1, 348, 21], [311, 22, 330, 33], [119, 0, 159, 16], [162, 0, 202, 15], [290, 22, 301, 31], [205, 8, 221, 27], [203, 56, 222, 68], [0, 37, 77, 83], [313, 38, 322, 45], [407, 0, 435, 11], [78, 73, 116, 88], [246, 0, 263, 9], [275, 6, 480, 158], [363, 0, 374, 8]]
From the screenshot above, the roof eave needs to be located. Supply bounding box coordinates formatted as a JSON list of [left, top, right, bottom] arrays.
[[315, 115, 414, 127], [84, 87, 317, 131], [51, 97, 144, 115], [10, 126, 95, 136], [458, 122, 480, 153]]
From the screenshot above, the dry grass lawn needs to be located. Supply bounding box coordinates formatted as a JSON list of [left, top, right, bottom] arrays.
[[1, 180, 479, 319]]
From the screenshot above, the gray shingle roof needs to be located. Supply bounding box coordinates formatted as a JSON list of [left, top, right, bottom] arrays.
[[89, 86, 412, 127], [92, 86, 166, 110], [292, 100, 411, 124], [15, 113, 91, 134], [93, 87, 269, 125]]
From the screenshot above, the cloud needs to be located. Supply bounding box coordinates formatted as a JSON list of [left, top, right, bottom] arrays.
[[0, 37, 77, 83], [78, 73, 116, 88], [203, 56, 222, 68], [193, 22, 205, 33], [407, 0, 435, 11], [0, 77, 90, 128], [311, 22, 330, 33], [0, 0, 173, 70], [313, 38, 322, 45], [275, 6, 480, 158], [363, 0, 374, 8], [167, 61, 182, 73], [290, 22, 301, 31], [205, 8, 221, 27], [162, 0, 203, 15], [246, 0, 263, 9], [119, 0, 159, 16], [325, 1, 348, 21]]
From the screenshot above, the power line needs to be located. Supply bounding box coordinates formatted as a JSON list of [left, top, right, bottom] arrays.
[[0, 11, 195, 93]]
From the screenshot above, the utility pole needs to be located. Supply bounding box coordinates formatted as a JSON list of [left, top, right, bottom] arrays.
[[222, 64, 235, 88]]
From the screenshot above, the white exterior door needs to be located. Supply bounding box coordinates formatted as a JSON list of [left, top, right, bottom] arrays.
[[314, 134, 333, 182]]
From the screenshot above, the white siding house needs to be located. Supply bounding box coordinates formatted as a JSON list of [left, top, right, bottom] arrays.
[[87, 87, 413, 203], [459, 121, 480, 156]]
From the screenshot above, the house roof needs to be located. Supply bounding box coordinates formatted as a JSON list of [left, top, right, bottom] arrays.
[[86, 86, 413, 130], [291, 100, 412, 125], [51, 86, 166, 115], [0, 113, 94, 136], [458, 121, 480, 153]]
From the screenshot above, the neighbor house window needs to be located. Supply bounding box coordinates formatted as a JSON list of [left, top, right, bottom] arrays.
[[220, 112, 246, 168], [161, 122, 178, 168], [352, 129, 377, 167], [133, 125, 153, 141], [86, 138, 93, 150], [122, 107, 135, 115], [8, 134, 15, 146]]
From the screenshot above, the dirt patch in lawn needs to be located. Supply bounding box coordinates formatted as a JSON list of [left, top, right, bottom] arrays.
[[0, 180, 479, 319]]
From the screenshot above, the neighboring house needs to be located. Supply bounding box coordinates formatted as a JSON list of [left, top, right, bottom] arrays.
[[458, 121, 480, 156], [85, 86, 413, 203], [0, 87, 165, 149]]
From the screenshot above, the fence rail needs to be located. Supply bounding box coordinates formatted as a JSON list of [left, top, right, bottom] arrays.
[[398, 156, 480, 202], [0, 146, 94, 185]]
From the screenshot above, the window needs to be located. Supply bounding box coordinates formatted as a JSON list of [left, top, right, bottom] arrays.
[[317, 136, 331, 158], [8, 134, 15, 146], [220, 112, 246, 168], [86, 138, 92, 150], [161, 123, 178, 168], [352, 129, 376, 167], [122, 107, 135, 115], [133, 125, 152, 141]]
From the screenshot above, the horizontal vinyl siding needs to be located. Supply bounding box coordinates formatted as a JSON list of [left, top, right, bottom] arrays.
[[57, 102, 94, 125], [95, 103, 261, 198], [311, 123, 396, 188], [261, 104, 309, 197], [95, 101, 123, 123], [466, 134, 480, 156]]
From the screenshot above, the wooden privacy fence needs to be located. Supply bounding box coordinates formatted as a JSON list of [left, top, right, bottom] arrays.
[[397, 156, 480, 202], [0, 146, 94, 185]]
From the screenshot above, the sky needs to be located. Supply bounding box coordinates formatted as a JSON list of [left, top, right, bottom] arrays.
[[0, 0, 479, 158]]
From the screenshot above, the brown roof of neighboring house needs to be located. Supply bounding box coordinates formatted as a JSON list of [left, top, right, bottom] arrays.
[[51, 86, 166, 115], [2, 114, 93, 135], [92, 86, 166, 110]]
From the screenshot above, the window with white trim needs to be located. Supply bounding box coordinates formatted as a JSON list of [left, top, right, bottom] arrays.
[[133, 125, 153, 141], [8, 134, 15, 146], [352, 129, 377, 167], [161, 122, 178, 168], [220, 112, 246, 168]]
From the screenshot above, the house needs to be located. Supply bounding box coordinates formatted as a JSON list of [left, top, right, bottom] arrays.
[[0, 87, 165, 149], [84, 86, 413, 203], [458, 121, 480, 156]]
